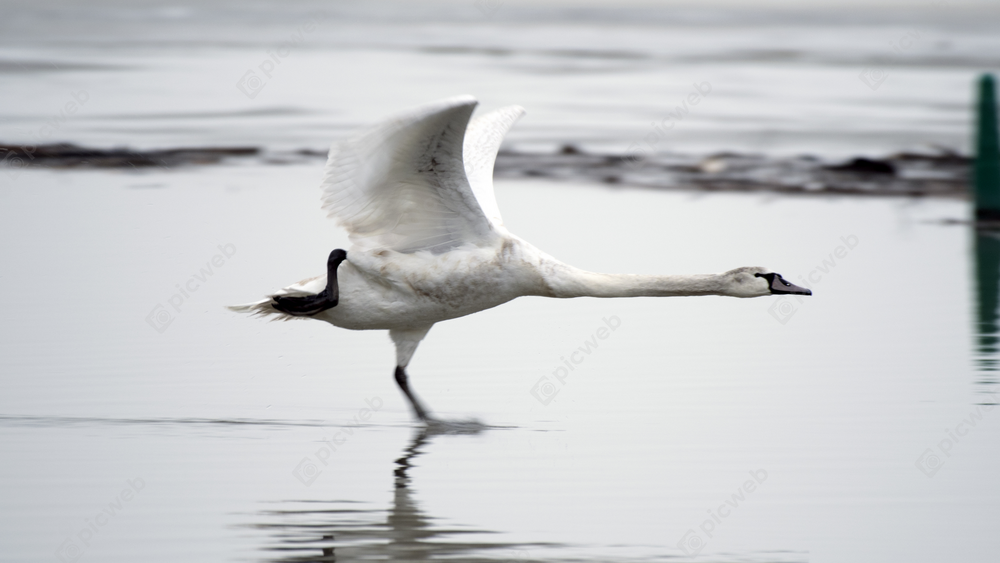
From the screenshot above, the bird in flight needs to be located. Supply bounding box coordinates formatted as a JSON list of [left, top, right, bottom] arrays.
[[230, 96, 811, 423]]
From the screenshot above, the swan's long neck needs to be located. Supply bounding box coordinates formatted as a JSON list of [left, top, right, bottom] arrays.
[[544, 265, 726, 298]]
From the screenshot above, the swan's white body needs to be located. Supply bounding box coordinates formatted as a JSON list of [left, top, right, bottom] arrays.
[[230, 96, 809, 421], [270, 239, 545, 330]]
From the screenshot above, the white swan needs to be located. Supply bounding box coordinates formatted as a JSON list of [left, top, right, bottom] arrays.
[[229, 95, 811, 422]]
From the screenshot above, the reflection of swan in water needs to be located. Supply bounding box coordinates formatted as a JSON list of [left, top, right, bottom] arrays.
[[969, 229, 1000, 404], [250, 427, 549, 562], [974, 230, 1000, 375]]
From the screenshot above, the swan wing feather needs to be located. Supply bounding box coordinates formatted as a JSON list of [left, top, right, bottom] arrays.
[[462, 105, 525, 227], [320, 96, 495, 253]]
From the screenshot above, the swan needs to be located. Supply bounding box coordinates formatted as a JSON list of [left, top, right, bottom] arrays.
[[229, 95, 811, 423]]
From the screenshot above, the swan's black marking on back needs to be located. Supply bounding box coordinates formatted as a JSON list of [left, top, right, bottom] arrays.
[[271, 249, 347, 316]]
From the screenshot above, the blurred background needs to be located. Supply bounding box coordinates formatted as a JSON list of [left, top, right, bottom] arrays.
[[2, 1, 999, 562], [2, 0, 998, 156]]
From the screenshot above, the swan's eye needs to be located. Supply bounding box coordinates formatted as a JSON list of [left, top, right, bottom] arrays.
[[757, 272, 790, 286]]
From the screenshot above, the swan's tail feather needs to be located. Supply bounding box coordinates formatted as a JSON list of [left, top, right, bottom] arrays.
[[271, 292, 338, 316], [226, 297, 308, 322], [226, 301, 262, 313], [228, 275, 328, 321]]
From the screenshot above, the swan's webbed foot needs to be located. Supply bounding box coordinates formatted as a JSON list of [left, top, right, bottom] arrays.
[[271, 249, 347, 316]]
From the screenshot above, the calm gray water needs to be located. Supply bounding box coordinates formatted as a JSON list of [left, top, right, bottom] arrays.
[[1, 164, 998, 562], [1, 0, 999, 157], [2, 1, 1000, 562]]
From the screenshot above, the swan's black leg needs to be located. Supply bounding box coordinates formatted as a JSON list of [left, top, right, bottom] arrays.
[[394, 366, 432, 422], [271, 249, 347, 316]]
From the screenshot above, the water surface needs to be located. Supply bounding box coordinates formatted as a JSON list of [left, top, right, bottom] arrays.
[[1, 0, 998, 157], [1, 164, 998, 562]]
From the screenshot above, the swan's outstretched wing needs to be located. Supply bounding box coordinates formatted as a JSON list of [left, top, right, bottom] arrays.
[[463, 105, 525, 228], [320, 96, 496, 253]]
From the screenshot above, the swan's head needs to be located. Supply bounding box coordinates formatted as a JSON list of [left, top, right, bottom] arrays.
[[721, 267, 813, 298]]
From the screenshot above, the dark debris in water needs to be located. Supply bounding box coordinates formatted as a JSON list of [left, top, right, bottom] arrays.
[[0, 141, 970, 197], [824, 157, 896, 175], [0, 143, 258, 170], [493, 148, 970, 198]]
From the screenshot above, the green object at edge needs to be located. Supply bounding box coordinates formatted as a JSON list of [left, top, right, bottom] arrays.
[[975, 74, 1000, 220]]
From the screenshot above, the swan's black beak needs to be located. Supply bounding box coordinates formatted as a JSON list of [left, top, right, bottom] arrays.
[[756, 272, 812, 296]]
